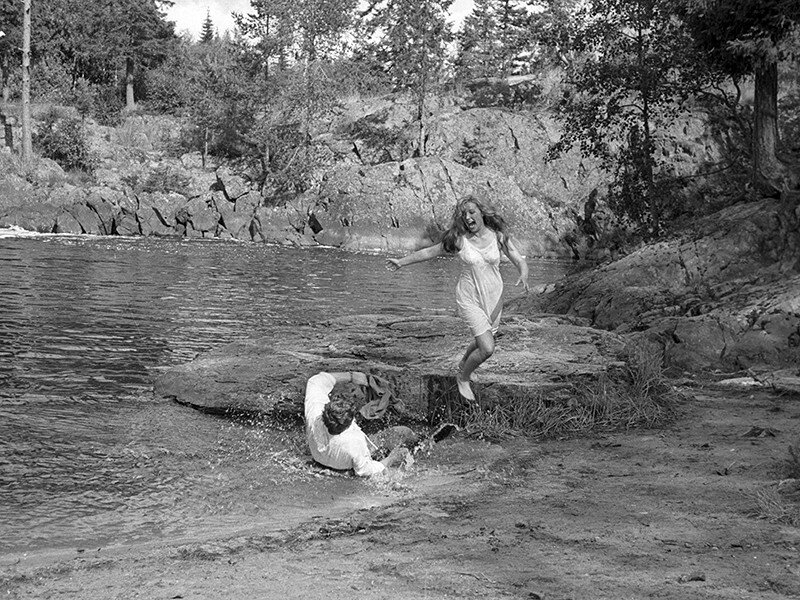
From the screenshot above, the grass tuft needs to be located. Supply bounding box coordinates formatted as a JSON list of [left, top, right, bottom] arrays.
[[750, 487, 800, 526], [454, 343, 678, 441]]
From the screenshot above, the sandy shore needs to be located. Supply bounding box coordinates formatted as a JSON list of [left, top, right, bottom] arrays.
[[2, 385, 799, 600]]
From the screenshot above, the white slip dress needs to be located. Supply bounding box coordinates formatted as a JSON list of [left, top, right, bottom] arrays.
[[455, 233, 503, 337]]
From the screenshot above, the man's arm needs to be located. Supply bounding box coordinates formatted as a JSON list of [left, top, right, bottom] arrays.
[[327, 371, 369, 386]]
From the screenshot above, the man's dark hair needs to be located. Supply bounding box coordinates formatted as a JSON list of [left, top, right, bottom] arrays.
[[322, 398, 357, 435]]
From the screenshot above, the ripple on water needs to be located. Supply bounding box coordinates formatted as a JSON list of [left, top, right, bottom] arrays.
[[0, 235, 569, 553]]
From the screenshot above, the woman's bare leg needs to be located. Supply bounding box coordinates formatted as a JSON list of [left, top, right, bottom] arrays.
[[458, 340, 478, 377], [456, 331, 495, 400]]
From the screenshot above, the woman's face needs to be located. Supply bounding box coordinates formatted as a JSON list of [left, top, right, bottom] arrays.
[[461, 202, 485, 234]]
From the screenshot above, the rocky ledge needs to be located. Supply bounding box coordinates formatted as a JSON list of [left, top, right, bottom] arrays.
[[153, 313, 629, 424]]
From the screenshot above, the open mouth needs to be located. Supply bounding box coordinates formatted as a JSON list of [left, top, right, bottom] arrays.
[[465, 217, 476, 228]]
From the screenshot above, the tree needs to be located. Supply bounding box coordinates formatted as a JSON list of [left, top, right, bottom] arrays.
[[494, 0, 531, 76], [457, 0, 499, 81], [29, 0, 175, 111], [235, 0, 355, 79], [0, 0, 22, 103], [549, 0, 712, 233], [361, 0, 453, 156], [200, 9, 215, 43], [21, 0, 31, 160], [105, 0, 176, 110], [680, 0, 800, 194]]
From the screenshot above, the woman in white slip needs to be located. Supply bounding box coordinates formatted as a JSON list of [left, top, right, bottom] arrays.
[[386, 195, 529, 401]]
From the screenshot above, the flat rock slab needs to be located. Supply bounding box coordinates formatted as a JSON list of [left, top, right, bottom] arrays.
[[153, 313, 629, 421]]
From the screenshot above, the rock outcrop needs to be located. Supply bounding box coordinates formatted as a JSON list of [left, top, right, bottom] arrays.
[[511, 194, 800, 373], [0, 99, 614, 258], [154, 313, 629, 421]]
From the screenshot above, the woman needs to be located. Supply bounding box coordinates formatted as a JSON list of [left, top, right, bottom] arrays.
[[386, 195, 529, 400]]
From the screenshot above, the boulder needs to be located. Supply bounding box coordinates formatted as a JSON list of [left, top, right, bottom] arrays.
[[235, 190, 262, 215], [54, 210, 83, 234], [211, 190, 234, 220], [138, 206, 175, 236], [221, 211, 254, 240], [115, 213, 140, 236], [215, 166, 249, 200], [47, 185, 87, 208], [27, 157, 67, 186], [67, 203, 103, 235], [191, 207, 219, 234], [0, 203, 58, 233], [139, 191, 188, 228], [85, 191, 120, 235]]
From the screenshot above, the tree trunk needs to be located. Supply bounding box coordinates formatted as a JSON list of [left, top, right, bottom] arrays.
[[1, 53, 10, 104], [125, 56, 135, 111], [752, 58, 786, 194], [20, 0, 32, 161]]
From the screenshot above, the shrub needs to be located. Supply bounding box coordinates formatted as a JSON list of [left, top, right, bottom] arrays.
[[33, 108, 96, 172]]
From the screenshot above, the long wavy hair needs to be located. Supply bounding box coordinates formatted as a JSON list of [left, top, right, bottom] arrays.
[[441, 195, 509, 254]]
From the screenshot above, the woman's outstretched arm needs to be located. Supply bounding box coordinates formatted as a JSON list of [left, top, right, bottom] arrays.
[[386, 242, 447, 270], [503, 238, 530, 291]]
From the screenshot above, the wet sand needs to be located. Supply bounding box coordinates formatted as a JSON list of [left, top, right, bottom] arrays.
[[2, 386, 799, 600]]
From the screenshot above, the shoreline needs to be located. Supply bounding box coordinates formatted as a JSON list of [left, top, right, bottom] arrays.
[[4, 384, 799, 600]]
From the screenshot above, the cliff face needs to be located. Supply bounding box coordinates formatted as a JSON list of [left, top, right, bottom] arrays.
[[0, 99, 609, 258], [309, 104, 605, 257]]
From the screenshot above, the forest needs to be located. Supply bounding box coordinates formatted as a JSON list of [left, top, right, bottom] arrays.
[[1, 0, 799, 239]]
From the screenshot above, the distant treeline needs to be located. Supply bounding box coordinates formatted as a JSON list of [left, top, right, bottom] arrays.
[[1, 0, 798, 235]]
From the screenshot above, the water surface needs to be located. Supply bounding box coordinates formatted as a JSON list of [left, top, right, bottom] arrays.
[[0, 232, 568, 554]]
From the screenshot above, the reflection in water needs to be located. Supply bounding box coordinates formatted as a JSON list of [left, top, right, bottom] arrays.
[[0, 234, 568, 553]]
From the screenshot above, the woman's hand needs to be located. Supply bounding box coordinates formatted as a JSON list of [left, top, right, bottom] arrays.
[[385, 258, 402, 271], [515, 276, 530, 292]]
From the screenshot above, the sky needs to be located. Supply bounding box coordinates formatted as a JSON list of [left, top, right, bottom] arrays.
[[166, 0, 475, 39]]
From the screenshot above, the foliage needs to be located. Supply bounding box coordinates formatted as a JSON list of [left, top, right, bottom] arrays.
[[464, 77, 544, 109], [456, 126, 499, 168], [33, 108, 95, 171], [180, 41, 261, 160], [30, 0, 175, 109], [357, 0, 453, 156], [200, 10, 215, 43], [547, 0, 715, 235], [751, 487, 800, 526], [28, 55, 73, 102], [242, 62, 342, 196], [121, 163, 191, 194], [234, 0, 357, 78], [678, 0, 800, 76], [346, 116, 410, 163], [456, 0, 533, 82], [679, 0, 800, 189]]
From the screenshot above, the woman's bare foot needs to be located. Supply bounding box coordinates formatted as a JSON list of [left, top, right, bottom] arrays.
[[456, 374, 475, 401]]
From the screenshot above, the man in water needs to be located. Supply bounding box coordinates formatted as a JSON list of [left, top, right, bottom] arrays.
[[304, 370, 410, 476]]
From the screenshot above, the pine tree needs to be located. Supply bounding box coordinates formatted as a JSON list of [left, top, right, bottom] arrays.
[[200, 9, 215, 43], [457, 0, 497, 80], [363, 0, 453, 156]]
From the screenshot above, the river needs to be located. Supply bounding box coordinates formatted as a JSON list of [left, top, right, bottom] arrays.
[[0, 231, 568, 555]]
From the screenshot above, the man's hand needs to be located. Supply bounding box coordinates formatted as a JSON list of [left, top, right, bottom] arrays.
[[351, 371, 369, 386], [381, 446, 410, 469]]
